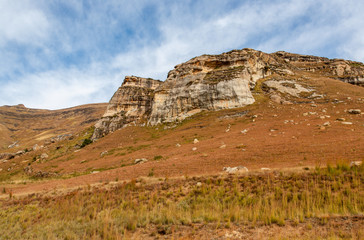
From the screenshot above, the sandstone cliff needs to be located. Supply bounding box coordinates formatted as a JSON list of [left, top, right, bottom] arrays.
[[92, 76, 162, 139], [93, 48, 364, 139]]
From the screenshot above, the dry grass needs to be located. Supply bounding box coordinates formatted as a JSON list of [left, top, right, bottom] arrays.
[[0, 163, 363, 239]]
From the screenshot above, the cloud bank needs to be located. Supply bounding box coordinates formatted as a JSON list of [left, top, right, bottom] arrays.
[[0, 0, 363, 109]]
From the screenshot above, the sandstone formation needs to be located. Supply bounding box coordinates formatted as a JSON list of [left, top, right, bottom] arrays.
[[273, 51, 364, 86], [92, 76, 162, 139], [93, 48, 364, 139]]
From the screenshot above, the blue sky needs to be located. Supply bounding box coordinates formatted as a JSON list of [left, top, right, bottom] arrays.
[[0, 0, 363, 109]]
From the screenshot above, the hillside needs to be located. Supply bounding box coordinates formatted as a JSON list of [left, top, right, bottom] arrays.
[[0, 103, 107, 151], [0, 49, 363, 239]]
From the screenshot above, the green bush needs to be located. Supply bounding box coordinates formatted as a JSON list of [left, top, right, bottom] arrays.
[[80, 138, 92, 148]]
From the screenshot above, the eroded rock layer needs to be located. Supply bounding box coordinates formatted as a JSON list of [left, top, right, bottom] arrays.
[[92, 76, 162, 139]]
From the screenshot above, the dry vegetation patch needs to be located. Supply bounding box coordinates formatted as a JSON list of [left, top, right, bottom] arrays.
[[1, 164, 363, 239]]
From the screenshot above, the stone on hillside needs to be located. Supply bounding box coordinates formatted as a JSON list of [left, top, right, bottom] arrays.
[[134, 158, 148, 164], [219, 144, 226, 149], [270, 94, 281, 104], [341, 122, 353, 125], [336, 118, 345, 121], [100, 151, 108, 157], [350, 161, 362, 167], [223, 166, 249, 174], [241, 129, 248, 134], [192, 147, 197, 151], [323, 122, 330, 126], [176, 143, 181, 147], [193, 138, 199, 144], [196, 182, 202, 187], [8, 141, 19, 149], [348, 109, 361, 114], [32, 144, 40, 151], [41, 153, 48, 160]]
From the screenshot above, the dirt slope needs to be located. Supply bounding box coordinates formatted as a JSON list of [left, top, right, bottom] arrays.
[[0, 103, 107, 151]]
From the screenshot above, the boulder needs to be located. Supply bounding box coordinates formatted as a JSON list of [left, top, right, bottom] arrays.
[[350, 161, 362, 167], [348, 109, 361, 114], [270, 94, 281, 104], [134, 158, 148, 164], [223, 166, 249, 174]]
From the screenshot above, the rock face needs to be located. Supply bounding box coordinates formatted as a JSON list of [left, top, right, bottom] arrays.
[[93, 48, 364, 139], [92, 76, 162, 139], [273, 51, 364, 87], [148, 49, 281, 125]]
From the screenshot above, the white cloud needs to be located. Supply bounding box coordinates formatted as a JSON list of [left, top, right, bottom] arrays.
[[0, 66, 120, 109], [0, 0, 50, 46]]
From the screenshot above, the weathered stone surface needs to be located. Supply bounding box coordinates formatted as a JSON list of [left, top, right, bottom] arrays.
[[92, 76, 162, 140], [273, 51, 364, 86], [148, 49, 283, 125]]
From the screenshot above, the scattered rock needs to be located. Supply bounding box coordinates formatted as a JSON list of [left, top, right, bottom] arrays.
[[24, 166, 33, 175], [196, 182, 202, 187], [40, 153, 49, 160], [176, 143, 181, 147], [192, 147, 197, 151], [225, 231, 243, 239], [8, 141, 19, 149], [219, 144, 226, 149], [261, 168, 271, 171], [282, 100, 293, 105], [341, 122, 353, 125], [270, 94, 281, 104], [100, 151, 108, 157], [323, 122, 330, 126], [0, 153, 12, 160], [348, 109, 361, 114], [241, 129, 248, 134], [193, 138, 199, 144], [336, 118, 345, 121], [311, 104, 317, 107], [24, 166, 58, 178], [223, 166, 249, 174], [91, 171, 100, 174], [350, 161, 362, 167], [32, 144, 40, 151], [134, 158, 148, 164]]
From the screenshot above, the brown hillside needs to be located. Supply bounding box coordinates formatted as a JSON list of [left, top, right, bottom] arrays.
[[0, 103, 107, 151]]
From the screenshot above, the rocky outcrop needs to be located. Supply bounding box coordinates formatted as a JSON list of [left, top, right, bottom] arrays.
[[92, 76, 162, 139], [273, 51, 364, 86], [93, 48, 364, 139], [148, 49, 288, 125]]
